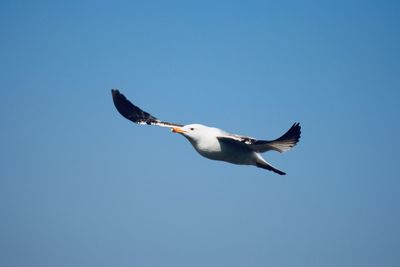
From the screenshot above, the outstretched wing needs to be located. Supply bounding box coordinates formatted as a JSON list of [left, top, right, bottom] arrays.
[[111, 89, 183, 128], [250, 123, 301, 153], [217, 123, 301, 153]]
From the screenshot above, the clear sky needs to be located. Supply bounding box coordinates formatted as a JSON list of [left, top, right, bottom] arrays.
[[1, 1, 399, 266]]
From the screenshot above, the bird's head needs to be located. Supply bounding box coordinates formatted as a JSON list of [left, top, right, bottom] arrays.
[[171, 124, 215, 142]]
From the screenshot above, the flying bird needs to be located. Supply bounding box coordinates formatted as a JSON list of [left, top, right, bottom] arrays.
[[111, 89, 301, 175]]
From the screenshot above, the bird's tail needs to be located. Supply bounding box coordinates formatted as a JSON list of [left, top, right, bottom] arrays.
[[255, 155, 286, 175]]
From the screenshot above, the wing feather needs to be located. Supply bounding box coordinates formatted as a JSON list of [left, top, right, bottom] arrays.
[[111, 89, 183, 128], [251, 123, 301, 153], [217, 123, 301, 153]]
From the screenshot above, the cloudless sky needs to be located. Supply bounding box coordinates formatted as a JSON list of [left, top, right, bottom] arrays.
[[1, 1, 400, 266]]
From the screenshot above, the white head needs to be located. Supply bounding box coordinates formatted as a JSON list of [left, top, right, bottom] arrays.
[[171, 124, 221, 143]]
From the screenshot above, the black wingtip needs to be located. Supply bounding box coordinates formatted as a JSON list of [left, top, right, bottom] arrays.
[[286, 122, 301, 143], [111, 89, 132, 121], [111, 89, 123, 106], [111, 89, 123, 102], [295, 122, 301, 141], [111, 88, 118, 94], [111, 89, 158, 124]]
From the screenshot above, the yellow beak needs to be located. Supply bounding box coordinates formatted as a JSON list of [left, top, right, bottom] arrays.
[[172, 127, 186, 134]]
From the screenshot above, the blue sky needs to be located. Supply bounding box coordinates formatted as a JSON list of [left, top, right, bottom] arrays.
[[1, 1, 400, 266]]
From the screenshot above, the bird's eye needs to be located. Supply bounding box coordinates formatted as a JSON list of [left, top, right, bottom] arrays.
[[190, 127, 194, 131]]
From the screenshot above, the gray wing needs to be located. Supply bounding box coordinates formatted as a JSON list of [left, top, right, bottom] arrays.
[[216, 134, 257, 148], [216, 136, 254, 149], [111, 89, 183, 128], [217, 123, 301, 153]]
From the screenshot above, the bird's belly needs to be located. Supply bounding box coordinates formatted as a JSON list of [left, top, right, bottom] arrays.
[[195, 142, 255, 165]]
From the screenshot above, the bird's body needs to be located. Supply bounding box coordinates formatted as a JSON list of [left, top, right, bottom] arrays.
[[111, 89, 301, 175], [173, 124, 254, 164], [172, 124, 290, 175]]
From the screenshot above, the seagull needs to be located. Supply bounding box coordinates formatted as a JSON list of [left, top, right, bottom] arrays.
[[111, 89, 301, 175]]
